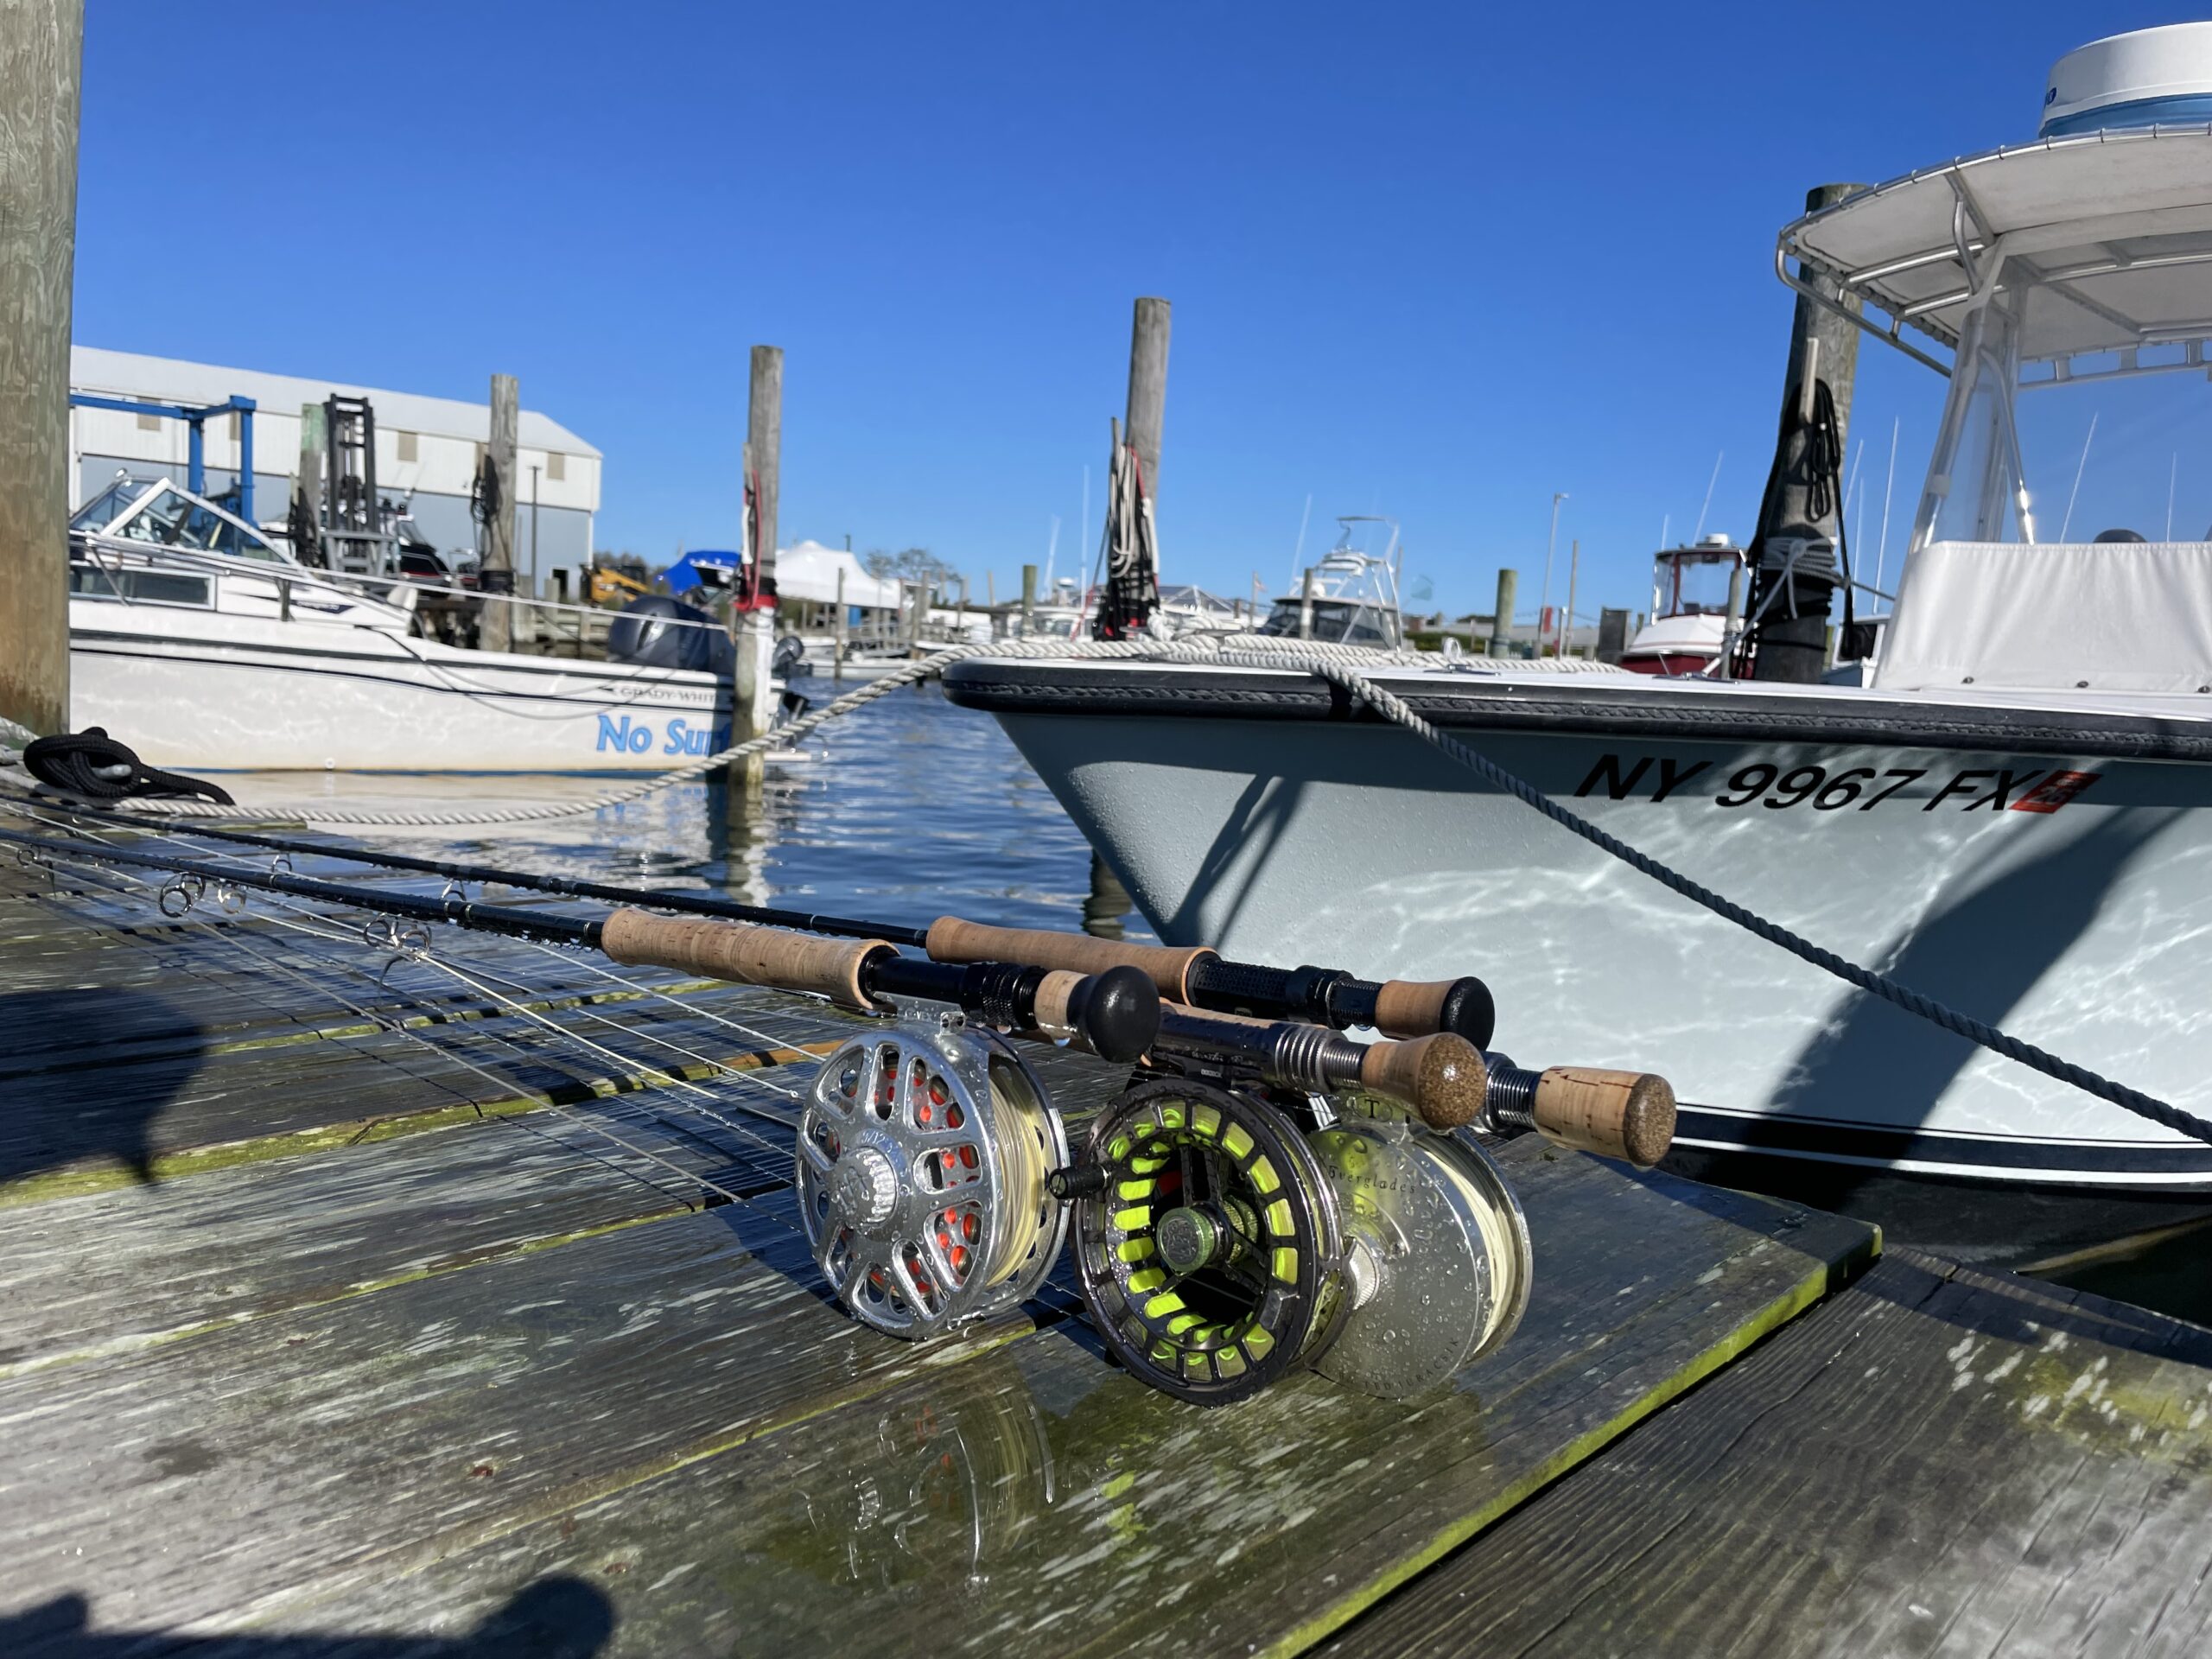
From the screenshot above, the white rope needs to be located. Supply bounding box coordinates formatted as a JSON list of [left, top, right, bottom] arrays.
[[7, 634, 1617, 829]]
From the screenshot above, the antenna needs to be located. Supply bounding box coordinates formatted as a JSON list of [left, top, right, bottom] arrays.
[[2170, 453, 2179, 542], [1691, 451, 1724, 543], [1875, 416, 1898, 594], [1659, 513, 1670, 550], [2058, 412, 2099, 542], [1045, 514, 1060, 590], [1289, 493, 1313, 584]]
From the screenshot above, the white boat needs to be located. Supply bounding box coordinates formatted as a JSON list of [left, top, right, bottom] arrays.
[[1619, 535, 1746, 676], [67, 475, 736, 772], [1256, 517, 1405, 648], [945, 28, 2212, 1246]]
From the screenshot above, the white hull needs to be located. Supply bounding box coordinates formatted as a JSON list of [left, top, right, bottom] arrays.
[[947, 659, 2212, 1193], [72, 600, 731, 772]]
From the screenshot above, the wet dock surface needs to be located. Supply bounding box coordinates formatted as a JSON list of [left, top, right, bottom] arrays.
[[3, 828, 2209, 1656]]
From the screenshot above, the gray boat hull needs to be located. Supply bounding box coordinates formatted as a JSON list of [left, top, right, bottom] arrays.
[[949, 661, 2212, 1200]]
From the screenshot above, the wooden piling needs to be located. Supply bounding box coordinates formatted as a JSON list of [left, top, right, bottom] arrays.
[[0, 0, 82, 738], [478, 375, 518, 653], [1020, 563, 1037, 635], [1299, 568, 1316, 640], [832, 565, 845, 681], [734, 346, 783, 791], [1563, 539, 1580, 658], [1751, 182, 1866, 683], [1124, 298, 1171, 500], [292, 402, 326, 563], [1489, 569, 1516, 658]]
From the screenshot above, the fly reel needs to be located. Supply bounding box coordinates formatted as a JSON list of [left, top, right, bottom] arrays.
[[1070, 1083, 1534, 1406], [798, 1010, 1069, 1339]]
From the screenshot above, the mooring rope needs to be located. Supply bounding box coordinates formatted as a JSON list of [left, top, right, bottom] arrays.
[[1239, 651, 2212, 1147], [7, 630, 2194, 1143], [0, 634, 1614, 829]]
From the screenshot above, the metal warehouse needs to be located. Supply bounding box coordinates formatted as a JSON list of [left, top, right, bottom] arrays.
[[67, 346, 601, 588]]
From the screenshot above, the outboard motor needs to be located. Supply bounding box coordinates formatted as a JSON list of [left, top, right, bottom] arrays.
[[606, 595, 735, 678]]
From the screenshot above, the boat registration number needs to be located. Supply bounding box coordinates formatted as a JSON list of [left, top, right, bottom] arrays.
[[1572, 754, 2102, 814]]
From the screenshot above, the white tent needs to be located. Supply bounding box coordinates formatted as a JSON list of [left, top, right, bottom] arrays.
[[774, 541, 905, 610]]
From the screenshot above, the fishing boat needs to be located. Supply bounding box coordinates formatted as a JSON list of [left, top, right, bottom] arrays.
[[944, 25, 2212, 1254], [1256, 516, 1405, 648], [67, 474, 743, 772], [1618, 534, 1746, 676]]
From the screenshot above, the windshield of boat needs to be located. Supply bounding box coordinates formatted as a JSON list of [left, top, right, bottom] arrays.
[[74, 480, 290, 562], [69, 475, 157, 534], [1923, 306, 2212, 548], [1257, 596, 1400, 647], [1656, 550, 1741, 616]]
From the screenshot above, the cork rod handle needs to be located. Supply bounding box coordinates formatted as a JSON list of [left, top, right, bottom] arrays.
[[601, 910, 891, 1011], [1530, 1067, 1676, 1168], [925, 916, 1215, 1001], [1358, 1034, 1490, 1134]]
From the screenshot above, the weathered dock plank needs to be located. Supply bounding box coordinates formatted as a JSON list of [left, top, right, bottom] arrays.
[[0, 1192, 1037, 1641], [0, 1090, 809, 1380], [1313, 1249, 2212, 1659], [218, 1149, 1874, 1656]]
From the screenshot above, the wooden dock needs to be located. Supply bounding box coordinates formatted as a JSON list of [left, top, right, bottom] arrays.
[[3, 836, 2211, 1656]]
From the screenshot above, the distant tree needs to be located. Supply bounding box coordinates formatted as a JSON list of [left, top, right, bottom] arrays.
[[861, 546, 954, 589]]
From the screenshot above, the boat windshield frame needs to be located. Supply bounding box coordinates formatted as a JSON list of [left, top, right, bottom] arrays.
[[72, 474, 296, 565]]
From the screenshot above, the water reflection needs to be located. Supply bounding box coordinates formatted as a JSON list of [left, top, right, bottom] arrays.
[[210, 683, 1148, 940]]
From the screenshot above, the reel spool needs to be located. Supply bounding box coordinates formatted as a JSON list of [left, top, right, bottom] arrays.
[[1309, 1121, 1531, 1399], [1070, 1078, 1345, 1406], [798, 1010, 1068, 1339]]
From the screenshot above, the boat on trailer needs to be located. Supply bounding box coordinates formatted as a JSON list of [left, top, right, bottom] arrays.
[[67, 474, 745, 772], [945, 26, 2212, 1257]]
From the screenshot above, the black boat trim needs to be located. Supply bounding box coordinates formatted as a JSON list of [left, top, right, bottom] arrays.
[[941, 661, 2212, 764], [1673, 1105, 2212, 1181]]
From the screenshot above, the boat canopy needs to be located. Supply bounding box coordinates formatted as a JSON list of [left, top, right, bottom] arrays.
[[1777, 127, 2212, 374]]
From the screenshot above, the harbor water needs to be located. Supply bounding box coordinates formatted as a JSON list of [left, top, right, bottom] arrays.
[[201, 677, 1150, 943]]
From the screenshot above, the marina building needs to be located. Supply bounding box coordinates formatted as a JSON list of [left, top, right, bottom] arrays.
[[67, 346, 602, 586]]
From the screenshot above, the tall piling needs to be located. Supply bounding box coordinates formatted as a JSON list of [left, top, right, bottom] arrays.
[[1749, 182, 1866, 683], [292, 401, 327, 563], [0, 0, 82, 738], [1489, 569, 1517, 657], [479, 374, 519, 652], [1021, 563, 1037, 635], [1125, 299, 1170, 500], [733, 346, 783, 791]]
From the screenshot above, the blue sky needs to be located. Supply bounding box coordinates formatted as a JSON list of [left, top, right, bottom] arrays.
[[73, 2, 2203, 618]]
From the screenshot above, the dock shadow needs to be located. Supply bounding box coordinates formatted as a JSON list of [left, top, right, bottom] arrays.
[[0, 989, 210, 1187], [0, 1574, 613, 1657]]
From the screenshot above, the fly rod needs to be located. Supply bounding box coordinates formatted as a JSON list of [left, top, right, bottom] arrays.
[[4, 826, 1560, 1141], [25, 802, 1497, 1045], [10, 823, 1680, 1409], [0, 829, 1158, 1063]]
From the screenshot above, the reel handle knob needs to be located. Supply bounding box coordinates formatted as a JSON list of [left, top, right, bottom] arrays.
[[1034, 964, 1160, 1064], [1370, 976, 1497, 1047], [600, 909, 889, 1011], [1357, 1033, 1490, 1132], [1530, 1067, 1676, 1167]]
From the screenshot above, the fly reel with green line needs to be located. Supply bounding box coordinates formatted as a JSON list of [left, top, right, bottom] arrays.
[[1062, 1012, 1554, 1405]]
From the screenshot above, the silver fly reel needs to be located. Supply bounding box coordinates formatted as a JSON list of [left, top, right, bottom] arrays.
[[1308, 1119, 1531, 1399], [798, 1008, 1069, 1340]]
